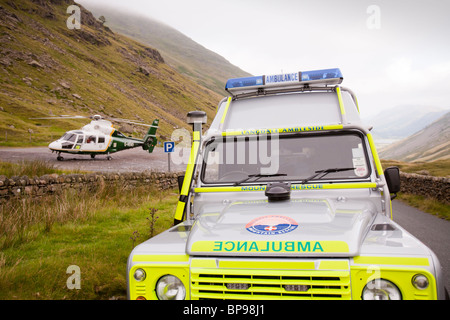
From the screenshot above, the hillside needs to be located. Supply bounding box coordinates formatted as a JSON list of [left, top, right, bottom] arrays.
[[77, 2, 252, 96], [379, 111, 450, 162], [0, 0, 222, 146], [364, 105, 449, 141]]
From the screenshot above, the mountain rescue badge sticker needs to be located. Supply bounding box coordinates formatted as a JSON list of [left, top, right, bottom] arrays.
[[245, 215, 298, 235]]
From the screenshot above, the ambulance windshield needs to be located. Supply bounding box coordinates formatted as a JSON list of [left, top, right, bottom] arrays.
[[201, 132, 370, 184]]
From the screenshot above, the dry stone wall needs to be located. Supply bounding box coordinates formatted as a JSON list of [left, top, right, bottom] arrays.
[[400, 172, 449, 204], [0, 171, 184, 201], [0, 171, 448, 204]]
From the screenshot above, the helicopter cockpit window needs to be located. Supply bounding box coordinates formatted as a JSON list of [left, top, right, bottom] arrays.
[[77, 135, 84, 144], [67, 134, 76, 143], [115, 131, 127, 138], [87, 135, 97, 144], [61, 133, 76, 142]]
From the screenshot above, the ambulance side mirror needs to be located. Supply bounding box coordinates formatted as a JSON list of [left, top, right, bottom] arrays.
[[384, 167, 401, 199]]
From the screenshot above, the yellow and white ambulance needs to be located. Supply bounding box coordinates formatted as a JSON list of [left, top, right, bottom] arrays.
[[127, 68, 446, 300]]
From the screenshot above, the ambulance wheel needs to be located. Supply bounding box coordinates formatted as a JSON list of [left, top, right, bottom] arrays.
[[90, 154, 96, 159], [57, 155, 63, 161], [106, 156, 112, 161]]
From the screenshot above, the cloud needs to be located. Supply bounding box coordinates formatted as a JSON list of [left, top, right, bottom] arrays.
[[78, 0, 450, 116]]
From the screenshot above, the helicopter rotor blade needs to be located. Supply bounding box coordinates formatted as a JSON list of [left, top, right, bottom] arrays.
[[109, 117, 146, 123], [29, 115, 89, 120], [29, 114, 156, 127], [112, 119, 153, 127]]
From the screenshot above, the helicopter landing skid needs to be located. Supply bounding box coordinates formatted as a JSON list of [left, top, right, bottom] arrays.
[[54, 152, 112, 161]]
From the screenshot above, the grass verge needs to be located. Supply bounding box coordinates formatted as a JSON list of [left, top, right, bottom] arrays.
[[381, 159, 449, 220], [0, 159, 85, 177], [0, 184, 177, 300], [397, 193, 450, 220]]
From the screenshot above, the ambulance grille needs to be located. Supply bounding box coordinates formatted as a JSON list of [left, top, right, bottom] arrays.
[[190, 269, 351, 300]]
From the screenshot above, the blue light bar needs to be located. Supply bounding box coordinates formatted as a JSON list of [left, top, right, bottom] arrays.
[[225, 76, 264, 90], [300, 68, 343, 82], [225, 68, 343, 94]]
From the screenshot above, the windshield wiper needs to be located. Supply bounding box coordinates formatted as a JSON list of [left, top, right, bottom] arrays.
[[301, 167, 355, 184], [234, 173, 287, 186]]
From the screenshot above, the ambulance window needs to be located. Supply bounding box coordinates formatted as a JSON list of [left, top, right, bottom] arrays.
[[87, 135, 96, 143], [98, 136, 105, 143]]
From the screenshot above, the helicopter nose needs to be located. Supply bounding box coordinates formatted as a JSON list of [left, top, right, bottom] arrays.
[[49, 141, 61, 150]]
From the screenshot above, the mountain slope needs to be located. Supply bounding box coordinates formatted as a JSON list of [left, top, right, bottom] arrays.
[[76, 2, 252, 96], [0, 0, 222, 146], [364, 105, 449, 140], [379, 111, 450, 162]]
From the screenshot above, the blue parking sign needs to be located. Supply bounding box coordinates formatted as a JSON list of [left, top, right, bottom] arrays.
[[164, 141, 175, 153]]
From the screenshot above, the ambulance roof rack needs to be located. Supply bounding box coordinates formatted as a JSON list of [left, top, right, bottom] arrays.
[[225, 68, 343, 96], [217, 68, 362, 131]]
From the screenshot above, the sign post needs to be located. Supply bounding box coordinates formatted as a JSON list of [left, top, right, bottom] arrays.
[[163, 141, 175, 172]]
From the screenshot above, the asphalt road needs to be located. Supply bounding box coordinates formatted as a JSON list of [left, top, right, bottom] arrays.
[[0, 146, 189, 173], [1, 146, 449, 295]]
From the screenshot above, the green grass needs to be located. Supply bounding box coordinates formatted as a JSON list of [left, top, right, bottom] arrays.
[[0, 184, 178, 299], [397, 193, 450, 221], [0, 159, 85, 177], [381, 159, 450, 220], [381, 159, 450, 219]]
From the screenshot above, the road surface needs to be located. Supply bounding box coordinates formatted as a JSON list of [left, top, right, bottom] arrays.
[[0, 146, 189, 173]]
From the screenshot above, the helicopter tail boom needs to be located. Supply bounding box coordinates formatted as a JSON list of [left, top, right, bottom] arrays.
[[142, 119, 159, 153]]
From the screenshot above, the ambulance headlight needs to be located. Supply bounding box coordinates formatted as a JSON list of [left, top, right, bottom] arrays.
[[133, 268, 146, 282], [362, 279, 402, 300], [156, 275, 186, 300], [412, 274, 429, 290]]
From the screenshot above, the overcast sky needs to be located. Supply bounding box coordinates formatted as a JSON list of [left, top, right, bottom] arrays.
[[78, 0, 450, 117]]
